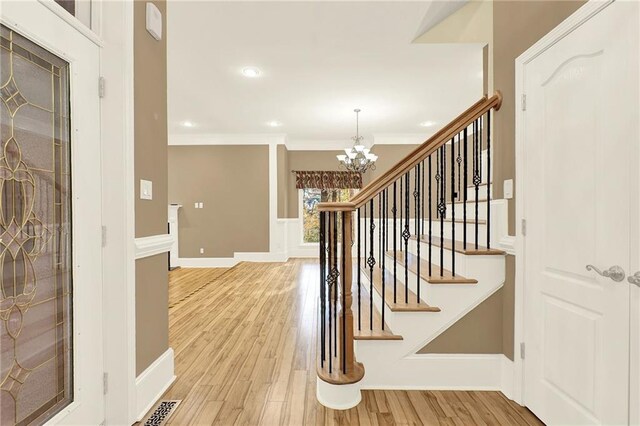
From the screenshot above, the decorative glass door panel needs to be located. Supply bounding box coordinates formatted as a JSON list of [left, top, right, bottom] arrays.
[[0, 24, 73, 425]]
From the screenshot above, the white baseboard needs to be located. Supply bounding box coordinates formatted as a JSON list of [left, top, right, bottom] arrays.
[[178, 257, 238, 268], [500, 355, 516, 401], [178, 251, 290, 268], [235, 251, 288, 262], [135, 348, 176, 421], [359, 353, 508, 391]]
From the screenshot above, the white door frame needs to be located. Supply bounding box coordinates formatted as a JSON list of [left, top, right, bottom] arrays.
[[0, 1, 106, 423], [97, 1, 139, 424], [514, 0, 639, 418]]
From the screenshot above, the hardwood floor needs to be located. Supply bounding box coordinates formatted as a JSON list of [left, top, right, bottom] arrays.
[[160, 259, 542, 425]]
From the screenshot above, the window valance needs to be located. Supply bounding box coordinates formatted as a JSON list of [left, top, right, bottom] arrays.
[[293, 171, 362, 190]]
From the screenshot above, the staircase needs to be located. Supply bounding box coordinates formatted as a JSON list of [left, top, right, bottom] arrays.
[[316, 92, 506, 409]]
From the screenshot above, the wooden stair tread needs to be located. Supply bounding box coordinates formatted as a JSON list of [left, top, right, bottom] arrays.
[[360, 264, 440, 312], [412, 235, 506, 255], [352, 268, 403, 340], [388, 251, 477, 284]]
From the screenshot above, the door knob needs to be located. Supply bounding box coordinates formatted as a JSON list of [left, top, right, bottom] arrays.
[[585, 264, 626, 282], [628, 272, 640, 287]]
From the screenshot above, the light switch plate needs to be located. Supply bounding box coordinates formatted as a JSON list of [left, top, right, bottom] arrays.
[[145, 2, 162, 41], [140, 179, 153, 200], [504, 179, 514, 199]]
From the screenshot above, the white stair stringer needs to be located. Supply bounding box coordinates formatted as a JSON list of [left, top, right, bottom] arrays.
[[354, 253, 505, 389], [347, 198, 509, 390]]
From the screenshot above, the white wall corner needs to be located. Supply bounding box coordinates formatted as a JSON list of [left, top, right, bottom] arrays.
[[135, 348, 176, 421], [134, 234, 174, 259]]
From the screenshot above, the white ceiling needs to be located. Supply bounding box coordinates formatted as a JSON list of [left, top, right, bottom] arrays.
[[167, 1, 483, 147]]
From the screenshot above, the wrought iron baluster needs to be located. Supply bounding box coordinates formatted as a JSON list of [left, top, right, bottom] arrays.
[[415, 163, 421, 303], [474, 119, 480, 250], [378, 194, 382, 268], [381, 190, 386, 329], [368, 199, 375, 331], [333, 211, 338, 357], [357, 207, 361, 331], [403, 172, 410, 303], [428, 155, 432, 278], [341, 212, 346, 373], [393, 181, 397, 304], [385, 188, 389, 252], [327, 212, 333, 372], [464, 127, 468, 249], [320, 211, 326, 368], [399, 177, 403, 251], [487, 110, 491, 249], [435, 148, 441, 219], [451, 137, 456, 277], [457, 133, 462, 199], [439, 145, 445, 277]]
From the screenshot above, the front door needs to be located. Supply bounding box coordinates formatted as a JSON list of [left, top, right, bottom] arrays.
[[522, 1, 639, 425], [0, 2, 104, 425]]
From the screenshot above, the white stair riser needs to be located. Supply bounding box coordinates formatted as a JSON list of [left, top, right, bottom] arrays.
[[444, 200, 489, 220], [466, 182, 491, 201], [391, 255, 505, 305], [426, 222, 495, 245], [407, 239, 466, 273]]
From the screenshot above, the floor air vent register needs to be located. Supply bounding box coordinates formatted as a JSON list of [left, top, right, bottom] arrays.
[[141, 400, 181, 426]]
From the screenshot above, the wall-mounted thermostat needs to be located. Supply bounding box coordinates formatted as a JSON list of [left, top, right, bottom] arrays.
[[146, 2, 162, 41]]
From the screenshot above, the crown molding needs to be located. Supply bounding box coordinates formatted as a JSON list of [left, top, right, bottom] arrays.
[[169, 132, 434, 150], [169, 133, 287, 146]]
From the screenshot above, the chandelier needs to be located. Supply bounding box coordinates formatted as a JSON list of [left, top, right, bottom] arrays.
[[337, 109, 377, 174]]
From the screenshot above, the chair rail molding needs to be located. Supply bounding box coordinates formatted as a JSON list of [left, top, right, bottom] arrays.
[[135, 234, 174, 260]]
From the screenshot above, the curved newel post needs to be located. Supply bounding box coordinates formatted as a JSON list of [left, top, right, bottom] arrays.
[[316, 202, 365, 410]]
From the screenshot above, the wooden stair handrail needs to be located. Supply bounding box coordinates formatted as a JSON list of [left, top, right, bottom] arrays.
[[318, 91, 502, 212]]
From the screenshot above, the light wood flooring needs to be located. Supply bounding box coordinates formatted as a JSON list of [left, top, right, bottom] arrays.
[[158, 260, 543, 425]]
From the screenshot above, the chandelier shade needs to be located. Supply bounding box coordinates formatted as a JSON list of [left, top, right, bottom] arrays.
[[337, 109, 377, 174]]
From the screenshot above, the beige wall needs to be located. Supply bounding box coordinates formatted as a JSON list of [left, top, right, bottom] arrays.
[[135, 255, 169, 375], [492, 0, 586, 235], [134, 0, 169, 375], [418, 289, 503, 354], [419, 0, 585, 359], [168, 145, 270, 258]]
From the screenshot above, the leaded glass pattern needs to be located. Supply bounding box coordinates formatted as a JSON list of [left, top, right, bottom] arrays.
[[0, 25, 73, 425]]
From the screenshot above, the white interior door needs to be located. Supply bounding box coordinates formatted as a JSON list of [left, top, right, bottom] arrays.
[[522, 1, 639, 425], [0, 2, 104, 425]]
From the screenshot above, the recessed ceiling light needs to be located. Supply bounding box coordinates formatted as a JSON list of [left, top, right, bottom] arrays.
[[242, 67, 261, 78], [420, 121, 437, 127], [182, 120, 195, 128], [267, 121, 282, 127]]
